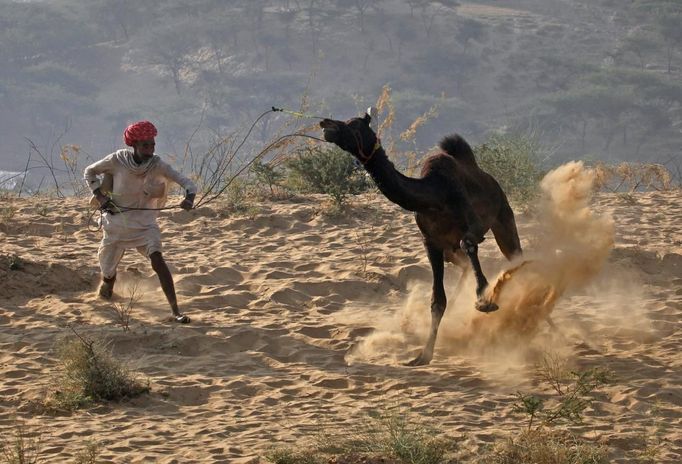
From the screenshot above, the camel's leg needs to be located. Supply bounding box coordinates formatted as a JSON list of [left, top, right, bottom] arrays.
[[405, 243, 446, 366], [460, 238, 499, 313]]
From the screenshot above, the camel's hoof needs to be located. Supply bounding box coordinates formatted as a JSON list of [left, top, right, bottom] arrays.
[[475, 300, 499, 313], [404, 352, 432, 366]]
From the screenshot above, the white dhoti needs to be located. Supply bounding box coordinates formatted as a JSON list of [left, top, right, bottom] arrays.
[[98, 220, 163, 279]]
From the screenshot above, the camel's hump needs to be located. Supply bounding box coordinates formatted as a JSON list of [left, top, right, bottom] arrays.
[[439, 134, 478, 165]]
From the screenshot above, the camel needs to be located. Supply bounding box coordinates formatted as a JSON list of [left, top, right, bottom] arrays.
[[320, 112, 522, 365]]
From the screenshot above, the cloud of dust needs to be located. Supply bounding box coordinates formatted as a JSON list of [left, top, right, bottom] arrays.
[[115, 272, 161, 303], [339, 294, 426, 365], [443, 161, 615, 350], [345, 161, 619, 368]]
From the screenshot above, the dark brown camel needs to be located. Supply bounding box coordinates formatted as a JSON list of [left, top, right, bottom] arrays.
[[320, 112, 522, 366]]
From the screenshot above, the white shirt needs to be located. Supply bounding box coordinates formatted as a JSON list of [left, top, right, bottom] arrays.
[[84, 149, 197, 229]]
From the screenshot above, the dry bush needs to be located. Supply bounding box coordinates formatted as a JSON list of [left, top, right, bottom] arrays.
[[110, 283, 141, 332], [45, 329, 149, 411], [0, 421, 42, 464], [0, 205, 17, 223], [372, 85, 444, 177], [353, 227, 372, 277], [60, 144, 91, 197], [72, 440, 101, 464], [592, 162, 674, 192], [478, 429, 608, 464]]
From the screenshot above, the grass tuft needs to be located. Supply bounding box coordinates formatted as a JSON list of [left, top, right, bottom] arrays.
[[267, 410, 452, 464], [479, 428, 608, 464], [72, 440, 101, 464], [1, 422, 41, 464]]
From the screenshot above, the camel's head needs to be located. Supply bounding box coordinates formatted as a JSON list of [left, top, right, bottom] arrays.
[[320, 112, 379, 164]]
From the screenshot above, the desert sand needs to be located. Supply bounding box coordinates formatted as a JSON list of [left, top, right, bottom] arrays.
[[1, 163, 680, 463]]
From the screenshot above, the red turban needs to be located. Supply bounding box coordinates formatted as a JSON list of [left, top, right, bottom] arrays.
[[124, 120, 157, 146]]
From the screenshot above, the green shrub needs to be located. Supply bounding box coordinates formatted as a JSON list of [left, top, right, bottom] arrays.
[[285, 146, 372, 207], [474, 133, 545, 204], [251, 160, 286, 197], [511, 352, 612, 432], [47, 331, 149, 411], [213, 177, 255, 215]]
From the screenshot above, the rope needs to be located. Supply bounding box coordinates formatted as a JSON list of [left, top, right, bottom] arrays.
[[194, 132, 326, 208], [86, 202, 183, 232], [194, 107, 280, 207], [86, 106, 330, 223], [271, 106, 326, 120]]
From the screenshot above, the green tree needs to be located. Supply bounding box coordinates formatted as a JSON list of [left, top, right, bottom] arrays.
[[334, 0, 384, 33], [657, 12, 682, 73], [132, 20, 202, 95], [621, 29, 660, 70]]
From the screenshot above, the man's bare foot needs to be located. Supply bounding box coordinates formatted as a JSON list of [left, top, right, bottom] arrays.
[[171, 314, 191, 323]]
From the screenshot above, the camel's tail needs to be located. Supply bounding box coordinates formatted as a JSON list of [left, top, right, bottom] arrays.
[[439, 134, 478, 165]]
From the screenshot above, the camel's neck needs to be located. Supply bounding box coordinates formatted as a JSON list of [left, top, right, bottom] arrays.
[[362, 147, 429, 212]]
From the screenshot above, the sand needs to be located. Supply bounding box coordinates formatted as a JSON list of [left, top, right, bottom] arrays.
[[1, 163, 680, 462]]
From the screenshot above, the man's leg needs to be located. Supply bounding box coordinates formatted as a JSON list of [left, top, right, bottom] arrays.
[[149, 251, 190, 323], [98, 242, 124, 300]]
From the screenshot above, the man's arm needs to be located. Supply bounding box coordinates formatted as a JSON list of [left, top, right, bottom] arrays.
[[160, 161, 197, 210], [84, 155, 115, 206]]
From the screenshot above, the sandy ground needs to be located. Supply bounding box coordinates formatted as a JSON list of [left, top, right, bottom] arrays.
[[0, 164, 680, 463]]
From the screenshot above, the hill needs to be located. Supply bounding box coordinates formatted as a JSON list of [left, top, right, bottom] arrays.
[[1, 0, 680, 176]]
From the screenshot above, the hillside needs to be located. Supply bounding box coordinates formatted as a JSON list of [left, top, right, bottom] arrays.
[[1, 0, 680, 178]]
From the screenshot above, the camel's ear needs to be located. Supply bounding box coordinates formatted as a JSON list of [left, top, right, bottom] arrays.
[[362, 112, 371, 125], [366, 106, 378, 128]]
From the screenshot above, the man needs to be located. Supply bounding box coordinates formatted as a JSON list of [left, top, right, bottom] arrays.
[[84, 120, 196, 323]]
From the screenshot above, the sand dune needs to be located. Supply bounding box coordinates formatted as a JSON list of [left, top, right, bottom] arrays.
[[1, 167, 681, 462]]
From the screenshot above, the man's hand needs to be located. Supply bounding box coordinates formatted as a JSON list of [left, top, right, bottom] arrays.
[[180, 192, 195, 211], [93, 188, 108, 207], [94, 188, 118, 214], [101, 199, 119, 215]]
